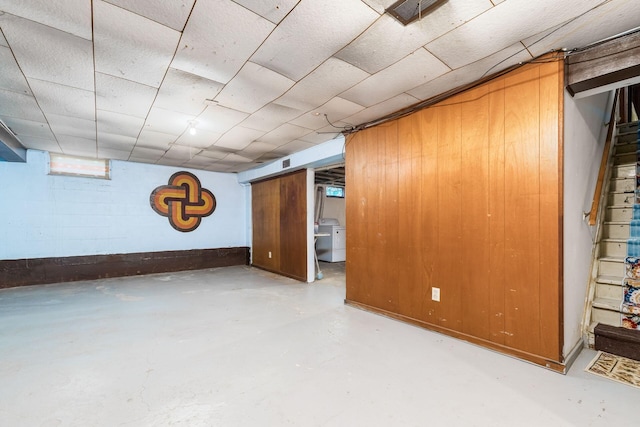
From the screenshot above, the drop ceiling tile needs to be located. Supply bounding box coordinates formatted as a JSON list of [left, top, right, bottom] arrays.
[[336, 1, 491, 74], [0, 46, 32, 95], [273, 139, 315, 155], [154, 68, 224, 116], [0, 0, 92, 39], [523, 0, 640, 56], [408, 42, 532, 101], [290, 97, 364, 129], [241, 107, 296, 133], [425, 0, 605, 69], [161, 145, 200, 160], [135, 129, 177, 150], [46, 114, 96, 140], [130, 146, 166, 160], [257, 123, 312, 145], [232, 0, 299, 24], [299, 128, 342, 144], [360, 0, 398, 14], [251, 0, 379, 81], [97, 110, 145, 139], [213, 126, 265, 151], [0, 31, 7, 47], [0, 89, 46, 122], [171, 0, 274, 84], [197, 105, 249, 134], [173, 129, 223, 149], [128, 157, 158, 165], [248, 103, 305, 126], [29, 79, 95, 121], [98, 134, 137, 151], [96, 73, 157, 118], [93, 0, 181, 88], [344, 93, 421, 126], [56, 134, 97, 157], [199, 147, 231, 160], [97, 147, 131, 160], [238, 141, 279, 158], [0, 116, 54, 140], [15, 135, 61, 153], [341, 48, 449, 107], [157, 157, 189, 167], [102, 0, 195, 31], [276, 58, 370, 111], [182, 155, 217, 168], [143, 107, 196, 136], [219, 153, 253, 164], [215, 62, 295, 114], [0, 14, 93, 90]]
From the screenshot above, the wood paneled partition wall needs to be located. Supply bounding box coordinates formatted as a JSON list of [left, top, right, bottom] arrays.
[[252, 169, 307, 281], [345, 59, 564, 370]]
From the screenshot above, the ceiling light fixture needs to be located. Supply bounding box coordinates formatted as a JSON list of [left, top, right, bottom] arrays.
[[385, 0, 447, 26], [188, 120, 197, 136]]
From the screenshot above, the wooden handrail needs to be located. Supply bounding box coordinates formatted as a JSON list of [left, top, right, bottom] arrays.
[[588, 89, 619, 226]]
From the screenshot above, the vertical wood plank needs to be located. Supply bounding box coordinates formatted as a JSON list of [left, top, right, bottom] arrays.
[[398, 114, 423, 318], [503, 65, 542, 354], [419, 108, 440, 324], [460, 85, 491, 339], [538, 59, 563, 360], [280, 170, 307, 281], [488, 78, 506, 345], [436, 101, 463, 330], [251, 178, 280, 271]]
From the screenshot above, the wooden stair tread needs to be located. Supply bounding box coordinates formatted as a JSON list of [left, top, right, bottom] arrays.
[[599, 257, 625, 262], [593, 297, 622, 311], [604, 221, 631, 225], [596, 275, 624, 285]]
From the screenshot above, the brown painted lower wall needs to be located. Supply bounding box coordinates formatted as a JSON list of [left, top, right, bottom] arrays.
[[0, 247, 250, 289]]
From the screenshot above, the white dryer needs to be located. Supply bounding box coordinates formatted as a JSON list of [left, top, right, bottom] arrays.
[[316, 218, 346, 262]]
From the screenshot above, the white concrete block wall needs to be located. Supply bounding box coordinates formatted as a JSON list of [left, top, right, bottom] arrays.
[[0, 150, 249, 260]]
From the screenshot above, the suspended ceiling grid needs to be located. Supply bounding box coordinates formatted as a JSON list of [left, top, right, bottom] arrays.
[[0, 0, 638, 172]]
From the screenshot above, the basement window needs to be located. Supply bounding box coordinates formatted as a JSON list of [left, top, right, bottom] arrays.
[[49, 153, 111, 180], [325, 186, 345, 198], [385, 0, 447, 26]]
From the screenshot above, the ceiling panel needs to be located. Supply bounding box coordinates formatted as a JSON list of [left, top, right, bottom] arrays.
[[161, 144, 200, 160], [97, 110, 145, 138], [298, 127, 344, 144], [0, 89, 46, 123], [232, 0, 299, 24], [273, 139, 315, 155], [154, 68, 224, 116], [522, 0, 640, 57], [134, 128, 176, 150], [425, 0, 606, 69], [360, 0, 398, 14], [143, 107, 196, 136], [0, 116, 54, 140], [182, 155, 220, 168], [276, 57, 370, 111], [93, 0, 181, 88], [408, 42, 532, 101], [196, 105, 250, 134], [213, 126, 265, 151], [129, 146, 166, 160], [102, 0, 195, 31], [171, 0, 274, 84], [16, 135, 61, 153], [0, 46, 32, 95], [173, 129, 223, 149], [97, 147, 131, 160], [341, 48, 450, 107], [95, 73, 157, 118], [250, 0, 380, 81], [29, 79, 95, 121], [0, 0, 92, 39], [56, 134, 97, 157], [46, 114, 96, 141], [257, 123, 312, 145], [238, 141, 279, 160], [290, 97, 364, 129], [215, 62, 296, 113], [0, 14, 93, 90], [0, 31, 7, 47], [344, 93, 421, 126], [247, 103, 305, 127], [335, 1, 492, 74], [97, 134, 136, 151], [199, 147, 232, 160]]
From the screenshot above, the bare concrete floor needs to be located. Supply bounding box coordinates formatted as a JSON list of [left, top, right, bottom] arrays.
[[0, 264, 636, 426]]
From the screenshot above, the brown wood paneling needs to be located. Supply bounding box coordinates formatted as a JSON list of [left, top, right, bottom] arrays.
[[503, 64, 542, 354], [488, 78, 506, 345], [345, 57, 564, 367], [436, 100, 462, 330], [0, 247, 250, 288], [459, 85, 491, 340], [251, 169, 307, 282]]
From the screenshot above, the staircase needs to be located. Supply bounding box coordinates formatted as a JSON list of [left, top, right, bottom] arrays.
[[588, 121, 638, 346]]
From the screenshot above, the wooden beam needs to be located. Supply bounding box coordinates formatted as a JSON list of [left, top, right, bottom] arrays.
[[566, 31, 640, 96]]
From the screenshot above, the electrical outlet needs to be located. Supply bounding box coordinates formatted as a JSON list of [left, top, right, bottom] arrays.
[[268, 251, 272, 259], [432, 287, 440, 302]]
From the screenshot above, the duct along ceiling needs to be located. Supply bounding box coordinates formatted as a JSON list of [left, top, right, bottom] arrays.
[[0, 0, 638, 170]]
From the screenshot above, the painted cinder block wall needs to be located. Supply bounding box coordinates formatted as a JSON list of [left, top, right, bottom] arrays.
[[0, 150, 248, 260]]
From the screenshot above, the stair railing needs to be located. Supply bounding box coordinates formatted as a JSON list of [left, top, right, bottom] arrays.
[[588, 89, 620, 226]]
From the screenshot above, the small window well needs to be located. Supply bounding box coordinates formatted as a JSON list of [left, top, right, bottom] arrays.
[[385, 0, 447, 26], [49, 153, 111, 179]]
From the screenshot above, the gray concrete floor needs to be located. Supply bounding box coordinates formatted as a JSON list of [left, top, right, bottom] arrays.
[[0, 263, 636, 426]]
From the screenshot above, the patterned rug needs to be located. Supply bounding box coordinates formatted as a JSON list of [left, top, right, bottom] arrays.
[[585, 351, 640, 389]]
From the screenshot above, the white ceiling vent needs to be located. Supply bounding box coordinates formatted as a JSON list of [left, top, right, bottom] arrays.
[[385, 0, 447, 26]]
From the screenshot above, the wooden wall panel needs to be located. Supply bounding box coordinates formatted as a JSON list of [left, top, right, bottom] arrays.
[[345, 58, 564, 367], [251, 170, 307, 281]]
